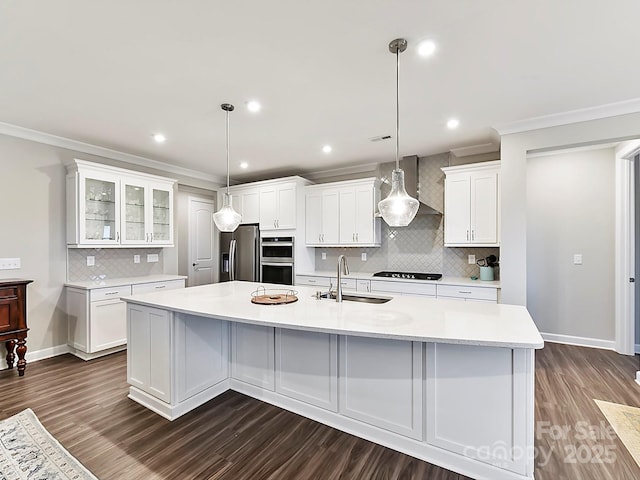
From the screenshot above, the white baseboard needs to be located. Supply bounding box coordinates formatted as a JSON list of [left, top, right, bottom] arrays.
[[634, 344, 640, 354], [541, 333, 615, 351], [1, 344, 70, 370]]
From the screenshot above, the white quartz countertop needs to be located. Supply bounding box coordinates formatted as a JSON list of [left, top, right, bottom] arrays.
[[122, 281, 541, 349], [297, 271, 501, 288], [65, 274, 187, 290]]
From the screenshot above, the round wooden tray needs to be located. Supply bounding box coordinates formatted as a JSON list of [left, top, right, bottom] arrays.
[[250, 288, 298, 305]]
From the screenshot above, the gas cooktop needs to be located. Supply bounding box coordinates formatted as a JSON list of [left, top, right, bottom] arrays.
[[372, 271, 442, 281]]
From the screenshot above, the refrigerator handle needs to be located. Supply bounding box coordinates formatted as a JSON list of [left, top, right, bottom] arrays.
[[230, 239, 237, 281]]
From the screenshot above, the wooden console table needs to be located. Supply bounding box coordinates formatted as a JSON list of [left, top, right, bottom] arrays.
[[0, 279, 33, 376]]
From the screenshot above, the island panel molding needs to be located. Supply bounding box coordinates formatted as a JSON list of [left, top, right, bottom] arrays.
[[123, 282, 541, 480]]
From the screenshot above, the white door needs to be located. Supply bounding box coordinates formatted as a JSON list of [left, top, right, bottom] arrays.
[[471, 172, 498, 244], [305, 191, 322, 245], [444, 175, 471, 244], [188, 197, 215, 287], [276, 183, 297, 229]]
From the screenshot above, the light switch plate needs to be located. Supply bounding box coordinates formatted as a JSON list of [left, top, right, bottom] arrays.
[[134, 255, 141, 264], [468, 254, 476, 265], [361, 253, 367, 261], [321, 252, 327, 260], [0, 258, 21, 270], [86, 256, 95, 266], [147, 253, 159, 263], [573, 254, 583, 265]]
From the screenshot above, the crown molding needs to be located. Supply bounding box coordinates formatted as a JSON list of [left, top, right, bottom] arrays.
[[494, 98, 640, 136], [450, 142, 499, 157], [0, 121, 225, 184], [303, 162, 379, 181]]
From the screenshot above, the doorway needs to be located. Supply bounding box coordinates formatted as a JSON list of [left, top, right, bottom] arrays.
[[188, 197, 216, 286]]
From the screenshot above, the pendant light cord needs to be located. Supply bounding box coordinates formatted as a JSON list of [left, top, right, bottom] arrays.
[[225, 108, 230, 195], [395, 45, 400, 171]]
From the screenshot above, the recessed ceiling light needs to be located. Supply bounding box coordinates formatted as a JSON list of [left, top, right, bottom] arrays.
[[417, 40, 436, 57], [247, 101, 261, 113], [240, 162, 248, 169], [322, 145, 332, 154], [447, 118, 460, 129], [153, 133, 166, 143]]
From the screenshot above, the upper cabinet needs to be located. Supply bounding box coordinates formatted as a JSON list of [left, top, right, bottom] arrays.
[[227, 186, 260, 225], [441, 161, 500, 247], [224, 176, 311, 231], [260, 182, 297, 230], [305, 178, 381, 247], [66, 160, 176, 248]]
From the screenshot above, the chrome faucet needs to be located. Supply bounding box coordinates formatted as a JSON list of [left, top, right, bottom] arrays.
[[336, 255, 349, 302]]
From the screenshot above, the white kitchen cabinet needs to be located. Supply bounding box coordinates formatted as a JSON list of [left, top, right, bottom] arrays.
[[305, 187, 339, 245], [121, 177, 174, 246], [295, 275, 331, 288], [370, 279, 436, 297], [231, 323, 275, 390], [338, 180, 381, 246], [66, 159, 176, 247], [127, 304, 172, 402], [436, 284, 498, 302], [260, 181, 297, 230], [442, 161, 500, 247], [339, 336, 423, 440], [227, 186, 260, 224], [356, 279, 371, 293], [175, 313, 229, 403], [67, 285, 131, 358], [66, 278, 185, 360], [275, 329, 338, 411], [305, 178, 381, 247]]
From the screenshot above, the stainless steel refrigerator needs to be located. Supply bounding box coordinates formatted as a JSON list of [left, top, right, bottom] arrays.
[[219, 224, 260, 282]]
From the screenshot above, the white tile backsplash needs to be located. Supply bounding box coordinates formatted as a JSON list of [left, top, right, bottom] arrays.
[[68, 248, 164, 282]]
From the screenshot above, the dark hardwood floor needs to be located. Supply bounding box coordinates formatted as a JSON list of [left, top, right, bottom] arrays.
[[2, 343, 640, 479]]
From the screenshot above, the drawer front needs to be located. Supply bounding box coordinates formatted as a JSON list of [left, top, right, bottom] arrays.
[[437, 284, 498, 302], [90, 285, 132, 302], [370, 280, 436, 296], [0, 287, 18, 301], [295, 275, 331, 287], [132, 279, 185, 295], [330, 277, 357, 291]]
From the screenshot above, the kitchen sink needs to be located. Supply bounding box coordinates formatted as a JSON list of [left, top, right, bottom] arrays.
[[320, 292, 392, 304]]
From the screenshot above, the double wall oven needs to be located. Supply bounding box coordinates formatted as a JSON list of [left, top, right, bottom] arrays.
[[260, 236, 294, 285]]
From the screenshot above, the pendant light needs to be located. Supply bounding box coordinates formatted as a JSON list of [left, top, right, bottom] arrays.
[[212, 103, 242, 232], [378, 38, 419, 227]]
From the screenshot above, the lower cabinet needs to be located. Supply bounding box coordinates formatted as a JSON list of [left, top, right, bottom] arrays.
[[339, 336, 423, 440], [175, 313, 229, 402], [67, 278, 185, 359], [127, 304, 172, 402], [231, 323, 275, 390], [275, 328, 338, 411]]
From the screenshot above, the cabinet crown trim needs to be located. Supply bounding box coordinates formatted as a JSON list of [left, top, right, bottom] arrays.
[[441, 160, 501, 175], [66, 159, 177, 185], [305, 177, 380, 191]]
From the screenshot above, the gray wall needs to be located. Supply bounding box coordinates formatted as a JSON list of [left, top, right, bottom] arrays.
[[526, 147, 616, 341]]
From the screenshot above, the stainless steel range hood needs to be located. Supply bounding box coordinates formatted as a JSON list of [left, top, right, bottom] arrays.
[[398, 155, 442, 215]]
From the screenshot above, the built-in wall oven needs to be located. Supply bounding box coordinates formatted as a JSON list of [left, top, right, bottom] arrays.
[[261, 236, 294, 285]]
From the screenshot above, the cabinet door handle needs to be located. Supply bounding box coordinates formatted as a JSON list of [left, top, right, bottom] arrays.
[[466, 230, 469, 241], [459, 291, 472, 294], [104, 291, 118, 296], [356, 233, 359, 242], [471, 230, 474, 241], [154, 285, 166, 289], [151, 232, 154, 242]]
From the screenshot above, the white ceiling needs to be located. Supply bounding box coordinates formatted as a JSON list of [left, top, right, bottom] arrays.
[[1, 1, 639, 183]]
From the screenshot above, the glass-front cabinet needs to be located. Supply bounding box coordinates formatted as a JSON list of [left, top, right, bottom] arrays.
[[121, 179, 173, 245], [78, 173, 121, 245], [67, 160, 175, 247]]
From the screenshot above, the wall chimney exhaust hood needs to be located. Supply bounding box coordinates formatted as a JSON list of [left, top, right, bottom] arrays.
[[398, 155, 443, 215]]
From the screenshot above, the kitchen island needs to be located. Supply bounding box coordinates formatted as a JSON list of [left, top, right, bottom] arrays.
[[123, 281, 543, 480]]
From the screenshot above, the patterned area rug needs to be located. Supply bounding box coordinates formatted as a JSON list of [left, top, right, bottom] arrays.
[[595, 399, 640, 468], [0, 408, 98, 480]]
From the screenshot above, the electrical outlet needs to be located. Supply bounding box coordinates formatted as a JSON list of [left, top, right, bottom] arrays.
[[0, 258, 21, 270], [468, 254, 476, 265], [361, 252, 367, 261], [86, 256, 95, 266], [147, 253, 159, 263], [134, 255, 141, 264], [573, 254, 583, 265], [321, 252, 327, 260]]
